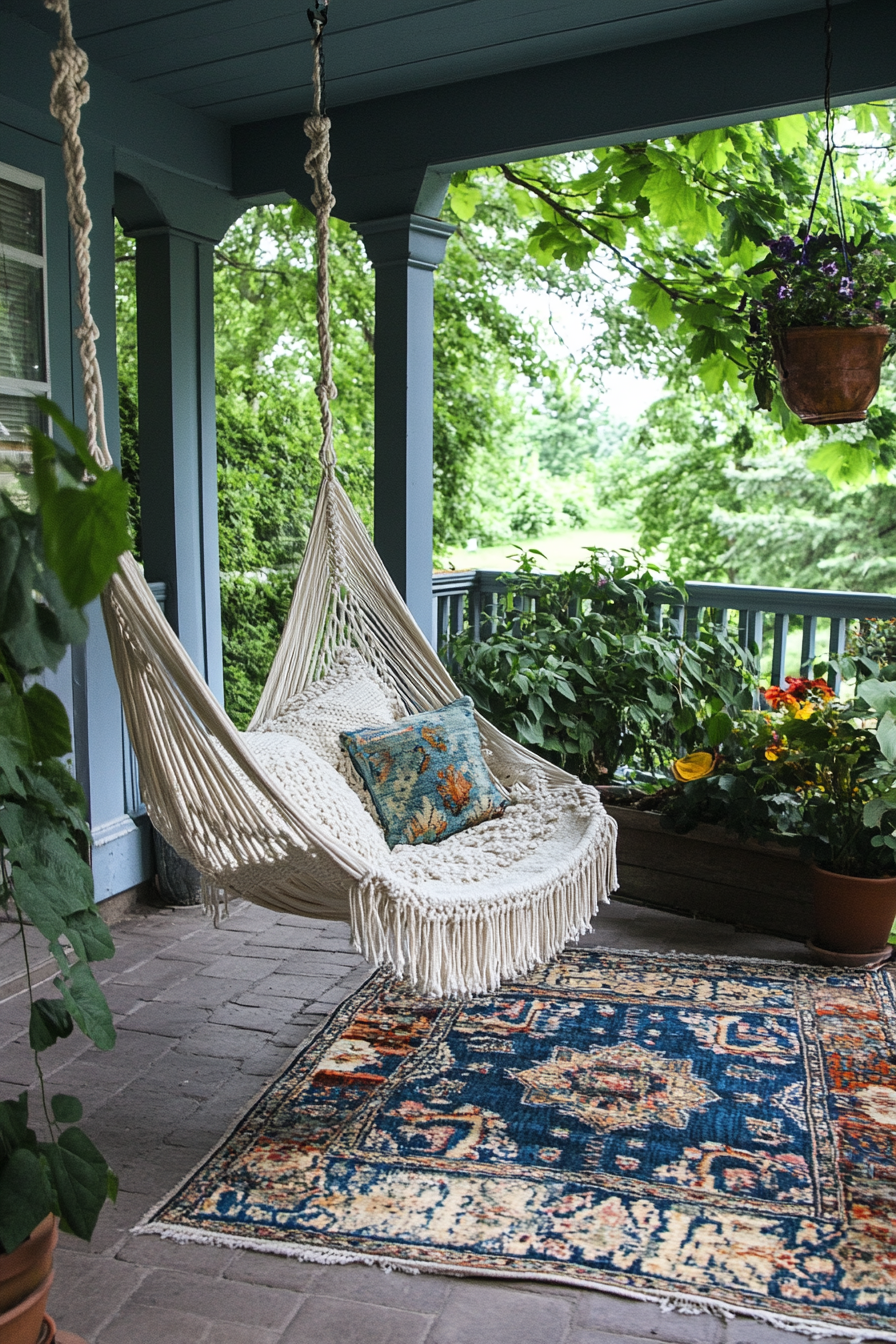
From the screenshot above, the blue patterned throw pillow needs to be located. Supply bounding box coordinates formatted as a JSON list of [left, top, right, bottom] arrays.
[[340, 697, 507, 848]]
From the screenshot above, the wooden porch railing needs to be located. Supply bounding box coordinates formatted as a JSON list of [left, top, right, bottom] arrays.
[[432, 570, 896, 692]]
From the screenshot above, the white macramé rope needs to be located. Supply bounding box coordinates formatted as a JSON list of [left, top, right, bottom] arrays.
[[303, 18, 349, 596], [45, 0, 111, 470]]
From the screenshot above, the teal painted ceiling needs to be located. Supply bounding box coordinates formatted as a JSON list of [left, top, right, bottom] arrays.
[[2, 0, 832, 124]]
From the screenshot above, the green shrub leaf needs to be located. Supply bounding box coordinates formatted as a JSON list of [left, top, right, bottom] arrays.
[[55, 962, 116, 1051], [50, 1095, 83, 1124], [23, 684, 72, 760], [39, 1128, 110, 1241], [0, 1148, 54, 1252], [29, 999, 74, 1052]]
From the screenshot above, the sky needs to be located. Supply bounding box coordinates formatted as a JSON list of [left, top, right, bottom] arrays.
[[503, 280, 665, 425]]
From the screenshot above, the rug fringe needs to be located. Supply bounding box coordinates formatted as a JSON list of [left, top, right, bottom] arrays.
[[130, 1221, 896, 1341]]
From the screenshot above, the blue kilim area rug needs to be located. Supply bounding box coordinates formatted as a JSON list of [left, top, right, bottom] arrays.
[[139, 950, 896, 1339]]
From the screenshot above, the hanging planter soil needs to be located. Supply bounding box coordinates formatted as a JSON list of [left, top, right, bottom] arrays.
[[808, 863, 896, 968], [775, 324, 890, 425]]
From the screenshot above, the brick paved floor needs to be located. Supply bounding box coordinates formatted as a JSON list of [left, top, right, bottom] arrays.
[[0, 896, 861, 1344]]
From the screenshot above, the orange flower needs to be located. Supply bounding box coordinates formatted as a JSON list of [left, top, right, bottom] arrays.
[[671, 751, 715, 782], [762, 686, 798, 710]]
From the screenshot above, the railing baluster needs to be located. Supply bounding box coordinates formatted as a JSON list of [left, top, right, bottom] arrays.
[[738, 609, 764, 657], [828, 616, 847, 693], [437, 594, 450, 651], [451, 593, 464, 635], [481, 588, 495, 641], [471, 579, 481, 644], [771, 613, 789, 687], [800, 615, 817, 677], [669, 604, 685, 637], [685, 604, 701, 640]]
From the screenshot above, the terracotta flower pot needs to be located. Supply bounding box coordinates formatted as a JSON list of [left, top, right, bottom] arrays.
[[810, 864, 896, 966], [0, 1219, 57, 1317], [775, 324, 890, 425], [0, 1270, 54, 1344]]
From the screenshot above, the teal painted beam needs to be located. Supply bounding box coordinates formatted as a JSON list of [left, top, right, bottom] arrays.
[[233, 0, 896, 221], [0, 9, 231, 190]]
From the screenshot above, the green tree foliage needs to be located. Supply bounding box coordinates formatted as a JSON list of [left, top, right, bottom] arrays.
[[450, 103, 896, 422], [612, 377, 896, 589]]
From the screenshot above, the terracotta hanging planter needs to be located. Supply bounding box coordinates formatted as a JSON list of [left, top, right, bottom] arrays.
[[775, 324, 890, 425], [808, 863, 896, 968]]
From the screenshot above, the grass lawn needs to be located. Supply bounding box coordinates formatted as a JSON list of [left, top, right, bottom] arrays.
[[442, 517, 645, 574]]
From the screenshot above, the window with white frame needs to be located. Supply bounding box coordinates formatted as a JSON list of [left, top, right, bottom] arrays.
[[0, 162, 49, 464]]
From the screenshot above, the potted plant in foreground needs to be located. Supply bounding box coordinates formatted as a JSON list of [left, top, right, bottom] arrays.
[[747, 230, 896, 425], [663, 673, 896, 967], [0, 401, 130, 1344]]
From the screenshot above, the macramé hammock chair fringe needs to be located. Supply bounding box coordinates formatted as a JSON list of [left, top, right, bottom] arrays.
[[45, 0, 618, 997]]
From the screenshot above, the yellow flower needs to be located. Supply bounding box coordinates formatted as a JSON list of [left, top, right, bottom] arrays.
[[793, 703, 814, 720], [765, 744, 786, 761], [672, 751, 715, 782]]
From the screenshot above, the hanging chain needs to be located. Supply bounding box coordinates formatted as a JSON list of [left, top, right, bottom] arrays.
[[304, 1, 338, 476], [44, 0, 112, 469], [800, 0, 852, 279]]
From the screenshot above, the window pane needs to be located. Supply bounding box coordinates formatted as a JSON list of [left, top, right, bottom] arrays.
[[0, 178, 42, 256], [0, 393, 39, 472], [0, 392, 39, 442], [0, 255, 46, 382]]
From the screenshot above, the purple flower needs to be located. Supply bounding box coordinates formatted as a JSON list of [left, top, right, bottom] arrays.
[[820, 261, 838, 277], [839, 277, 855, 298], [776, 283, 792, 300], [874, 297, 883, 310], [767, 235, 796, 261]]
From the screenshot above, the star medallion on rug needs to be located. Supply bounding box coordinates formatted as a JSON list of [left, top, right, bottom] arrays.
[[138, 949, 896, 1340]]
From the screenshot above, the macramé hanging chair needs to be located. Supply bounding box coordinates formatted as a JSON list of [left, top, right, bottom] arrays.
[[44, 0, 617, 997]]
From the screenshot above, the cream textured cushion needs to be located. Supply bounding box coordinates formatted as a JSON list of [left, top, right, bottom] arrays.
[[387, 786, 592, 895], [255, 648, 404, 819], [240, 732, 389, 869]]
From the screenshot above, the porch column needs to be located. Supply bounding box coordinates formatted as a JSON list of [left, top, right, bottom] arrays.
[[133, 228, 224, 700], [353, 214, 454, 643]]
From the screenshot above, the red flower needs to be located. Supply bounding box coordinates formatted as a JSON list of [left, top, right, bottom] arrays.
[[762, 676, 834, 709]]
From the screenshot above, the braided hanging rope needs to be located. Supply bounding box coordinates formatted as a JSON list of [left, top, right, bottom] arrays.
[[304, 7, 338, 474], [303, 4, 348, 591], [45, 0, 111, 471]]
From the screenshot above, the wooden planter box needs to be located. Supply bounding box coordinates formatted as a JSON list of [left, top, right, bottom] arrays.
[[607, 805, 813, 941]]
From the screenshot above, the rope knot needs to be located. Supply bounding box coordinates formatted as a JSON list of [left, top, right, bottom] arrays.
[[46, 0, 111, 472]]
